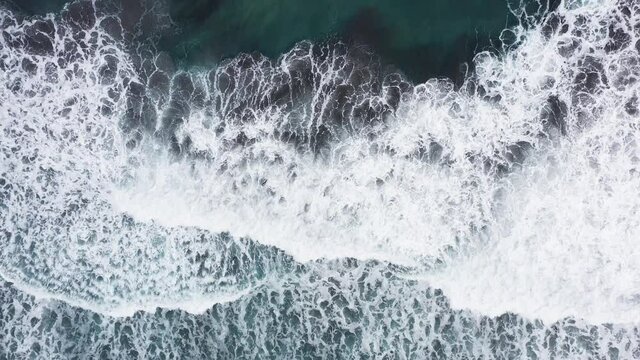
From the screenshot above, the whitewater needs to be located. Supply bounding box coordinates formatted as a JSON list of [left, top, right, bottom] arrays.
[[2, 0, 640, 358]]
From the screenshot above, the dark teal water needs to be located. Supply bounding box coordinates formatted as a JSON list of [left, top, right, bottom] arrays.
[[4, 0, 68, 14], [10, 0, 520, 82], [164, 0, 517, 81]]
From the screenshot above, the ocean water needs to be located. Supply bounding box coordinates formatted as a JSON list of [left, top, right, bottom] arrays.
[[8, 0, 520, 82], [161, 0, 517, 82], [1, 0, 640, 359]]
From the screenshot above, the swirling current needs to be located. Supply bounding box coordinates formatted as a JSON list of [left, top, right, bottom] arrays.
[[2, 0, 640, 358]]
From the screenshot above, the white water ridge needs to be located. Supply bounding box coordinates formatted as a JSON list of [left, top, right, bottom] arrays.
[[107, 0, 640, 324], [1, 1, 640, 357]]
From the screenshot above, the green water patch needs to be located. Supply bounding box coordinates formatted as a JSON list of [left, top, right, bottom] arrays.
[[3, 0, 554, 82], [165, 0, 520, 82]]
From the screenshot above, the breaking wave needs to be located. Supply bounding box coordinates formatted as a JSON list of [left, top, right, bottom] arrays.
[[2, 0, 640, 358]]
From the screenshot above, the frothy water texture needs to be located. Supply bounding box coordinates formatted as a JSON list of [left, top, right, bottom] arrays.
[[2, 0, 640, 358]]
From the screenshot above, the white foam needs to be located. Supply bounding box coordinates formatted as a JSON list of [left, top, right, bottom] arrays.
[[425, 0, 640, 324], [2, 0, 640, 326]]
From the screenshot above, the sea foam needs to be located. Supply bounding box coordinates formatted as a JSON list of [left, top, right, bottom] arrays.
[[1, 0, 640, 358]]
